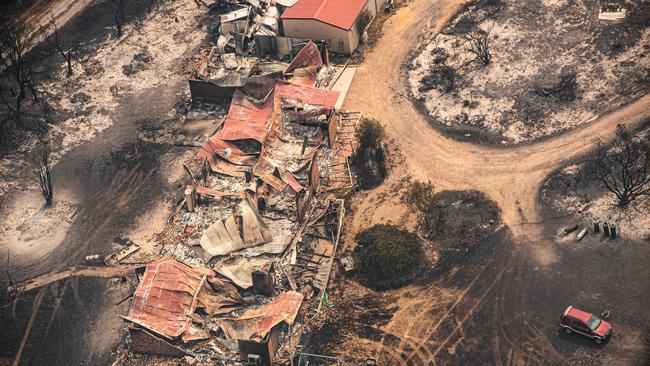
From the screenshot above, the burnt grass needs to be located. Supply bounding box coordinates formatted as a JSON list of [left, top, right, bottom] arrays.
[[1, 276, 135, 366], [0, 135, 175, 365], [407, 0, 650, 145], [0, 0, 191, 151], [0, 3, 199, 361], [307, 191, 507, 360], [304, 291, 399, 358], [422, 190, 501, 265]]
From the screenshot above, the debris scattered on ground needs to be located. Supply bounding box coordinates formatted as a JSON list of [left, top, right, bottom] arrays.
[[542, 159, 650, 241], [118, 31, 359, 363], [105, 244, 141, 266]]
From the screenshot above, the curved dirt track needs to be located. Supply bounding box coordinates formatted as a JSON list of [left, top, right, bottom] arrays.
[[337, 1, 650, 365], [343, 0, 650, 238]]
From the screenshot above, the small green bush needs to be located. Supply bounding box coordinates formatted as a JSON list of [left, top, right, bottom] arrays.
[[355, 224, 423, 290], [357, 117, 385, 148], [352, 118, 387, 189], [403, 180, 436, 231], [356, 9, 373, 34]]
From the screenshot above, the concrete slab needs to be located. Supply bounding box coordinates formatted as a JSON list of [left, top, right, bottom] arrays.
[[330, 66, 357, 110]]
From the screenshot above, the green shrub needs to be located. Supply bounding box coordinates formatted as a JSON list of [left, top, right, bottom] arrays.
[[355, 224, 423, 290], [357, 9, 373, 34], [352, 118, 387, 189], [403, 180, 436, 231]]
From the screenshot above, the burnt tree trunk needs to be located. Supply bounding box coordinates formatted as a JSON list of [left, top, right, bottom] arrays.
[[32, 147, 54, 206], [66, 51, 73, 77]]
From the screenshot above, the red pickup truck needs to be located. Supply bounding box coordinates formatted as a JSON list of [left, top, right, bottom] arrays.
[[560, 306, 612, 344]]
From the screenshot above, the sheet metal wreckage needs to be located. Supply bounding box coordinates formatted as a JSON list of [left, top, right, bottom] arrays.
[[124, 28, 358, 364]]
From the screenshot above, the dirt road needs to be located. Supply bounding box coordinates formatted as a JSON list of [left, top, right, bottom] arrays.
[[344, 0, 650, 242], [338, 0, 650, 365]]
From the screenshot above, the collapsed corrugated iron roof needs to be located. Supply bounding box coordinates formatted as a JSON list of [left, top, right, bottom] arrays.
[[197, 88, 275, 174], [284, 41, 323, 77], [122, 259, 242, 341], [215, 257, 272, 289], [197, 42, 338, 179], [200, 194, 273, 257], [252, 82, 338, 180], [218, 291, 304, 342]]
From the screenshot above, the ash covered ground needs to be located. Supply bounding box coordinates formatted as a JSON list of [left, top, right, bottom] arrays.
[[407, 0, 649, 144]]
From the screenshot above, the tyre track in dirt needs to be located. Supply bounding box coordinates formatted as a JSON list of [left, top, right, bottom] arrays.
[[383, 247, 498, 364], [371, 234, 509, 365], [400, 247, 514, 365], [492, 256, 555, 365], [342, 1, 648, 363], [425, 258, 511, 362], [374, 237, 560, 365]]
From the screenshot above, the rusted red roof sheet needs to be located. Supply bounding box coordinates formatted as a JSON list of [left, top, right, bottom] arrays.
[[216, 89, 275, 143], [217, 291, 304, 342], [276, 82, 339, 109], [284, 40, 323, 75], [123, 259, 213, 339]]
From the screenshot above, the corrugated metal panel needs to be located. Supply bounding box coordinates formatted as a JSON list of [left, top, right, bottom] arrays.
[[123, 259, 211, 339], [284, 40, 323, 86], [284, 41, 323, 75], [218, 90, 275, 143], [123, 259, 244, 340], [281, 0, 368, 30], [218, 291, 304, 341], [200, 197, 272, 257], [215, 257, 272, 289], [276, 82, 339, 109], [201, 217, 245, 256]]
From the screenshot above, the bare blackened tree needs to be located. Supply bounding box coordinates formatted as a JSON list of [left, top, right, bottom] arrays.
[[591, 125, 650, 207], [43, 21, 79, 77], [113, 0, 126, 38], [31, 144, 54, 206], [460, 13, 494, 66], [0, 23, 35, 113]]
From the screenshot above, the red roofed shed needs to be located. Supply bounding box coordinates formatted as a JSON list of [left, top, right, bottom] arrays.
[[281, 0, 379, 54]]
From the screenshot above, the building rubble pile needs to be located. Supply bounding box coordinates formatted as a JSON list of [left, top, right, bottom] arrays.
[[210, 0, 327, 60], [188, 0, 336, 101], [121, 38, 360, 365]]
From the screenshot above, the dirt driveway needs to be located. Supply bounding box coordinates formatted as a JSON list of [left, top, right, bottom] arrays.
[[345, 0, 649, 251], [337, 0, 650, 364]]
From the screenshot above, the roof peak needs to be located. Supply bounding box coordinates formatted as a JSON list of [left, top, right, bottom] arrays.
[[281, 0, 369, 31]]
